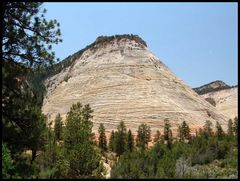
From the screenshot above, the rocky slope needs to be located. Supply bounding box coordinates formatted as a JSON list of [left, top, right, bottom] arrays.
[[199, 86, 238, 120], [42, 34, 228, 136], [193, 80, 231, 95], [194, 81, 238, 120]]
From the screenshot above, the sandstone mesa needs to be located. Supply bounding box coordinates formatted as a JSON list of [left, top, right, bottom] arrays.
[[42, 34, 230, 136]]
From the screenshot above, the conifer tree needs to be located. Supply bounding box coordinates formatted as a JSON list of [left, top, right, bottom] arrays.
[[115, 121, 127, 156], [136, 123, 151, 150], [215, 121, 224, 139], [178, 121, 190, 142], [54, 113, 63, 140], [233, 117, 238, 136], [163, 119, 173, 148], [63, 102, 101, 178], [109, 130, 115, 152], [126, 129, 134, 152], [227, 119, 234, 137], [2, 2, 62, 175], [203, 120, 213, 138], [2, 2, 62, 67], [98, 123, 107, 152]]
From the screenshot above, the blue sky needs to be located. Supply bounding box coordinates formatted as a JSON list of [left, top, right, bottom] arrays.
[[43, 2, 238, 87]]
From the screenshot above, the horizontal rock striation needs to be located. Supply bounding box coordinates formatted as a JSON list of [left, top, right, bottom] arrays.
[[42, 34, 229, 136]]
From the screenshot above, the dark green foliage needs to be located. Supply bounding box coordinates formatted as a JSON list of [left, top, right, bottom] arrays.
[[111, 151, 145, 179], [136, 123, 151, 150], [54, 113, 63, 140], [33, 124, 58, 179], [63, 75, 70, 82], [2, 143, 20, 179], [2, 143, 13, 179], [45, 123, 58, 166], [178, 121, 191, 142], [111, 121, 238, 179], [2, 2, 62, 178], [156, 153, 176, 178], [227, 119, 234, 136], [108, 130, 115, 152], [67, 143, 101, 178], [115, 121, 127, 156], [64, 103, 93, 150], [2, 1, 62, 107], [27, 107, 47, 163], [126, 129, 134, 152], [2, 2, 62, 67], [233, 117, 238, 136], [2, 87, 47, 162], [163, 119, 173, 148], [98, 123, 107, 152], [215, 121, 224, 139], [63, 102, 101, 178], [202, 120, 213, 139]]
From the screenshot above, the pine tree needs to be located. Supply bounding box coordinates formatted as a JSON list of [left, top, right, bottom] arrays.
[[203, 120, 213, 138], [115, 121, 127, 156], [163, 119, 172, 148], [178, 124, 183, 142], [108, 130, 115, 152], [2, 2, 62, 67], [227, 119, 234, 137], [233, 117, 238, 136], [45, 122, 57, 166], [136, 123, 151, 150], [2, 2, 62, 176], [153, 130, 161, 143], [54, 113, 63, 140], [215, 121, 224, 139], [126, 129, 134, 152], [178, 121, 190, 142], [63, 102, 101, 178], [98, 123, 107, 152]]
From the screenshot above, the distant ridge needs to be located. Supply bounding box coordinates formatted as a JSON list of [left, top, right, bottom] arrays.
[[193, 80, 236, 95]]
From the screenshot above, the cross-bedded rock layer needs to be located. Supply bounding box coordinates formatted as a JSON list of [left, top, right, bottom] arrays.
[[42, 35, 229, 135]]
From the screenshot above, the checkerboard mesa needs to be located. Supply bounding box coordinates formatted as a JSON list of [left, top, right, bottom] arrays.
[[42, 34, 229, 137]]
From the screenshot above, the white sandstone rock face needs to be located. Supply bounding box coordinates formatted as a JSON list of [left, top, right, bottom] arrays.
[[200, 87, 238, 120], [42, 35, 229, 135]]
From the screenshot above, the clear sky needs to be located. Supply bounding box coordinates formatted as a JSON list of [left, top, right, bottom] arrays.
[[43, 2, 238, 88]]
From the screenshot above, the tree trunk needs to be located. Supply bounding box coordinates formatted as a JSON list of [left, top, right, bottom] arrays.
[[31, 149, 37, 164]]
